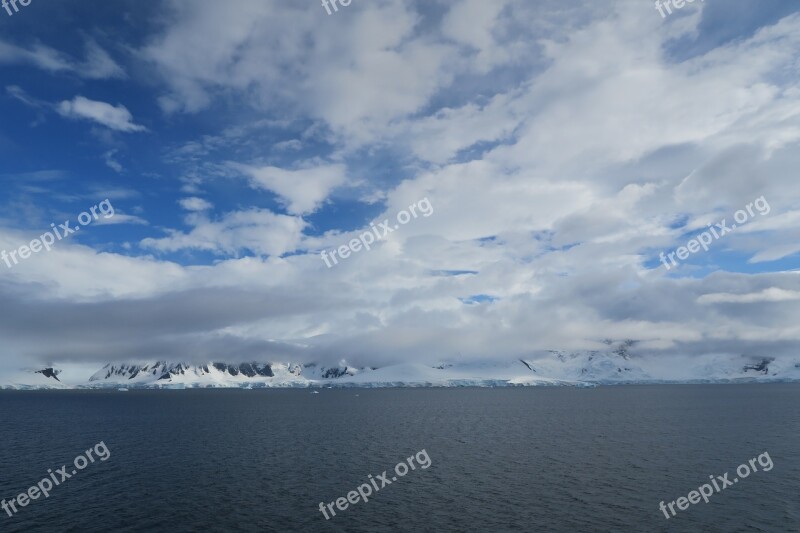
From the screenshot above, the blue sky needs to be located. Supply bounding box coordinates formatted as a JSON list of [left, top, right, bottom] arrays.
[[1, 0, 800, 370]]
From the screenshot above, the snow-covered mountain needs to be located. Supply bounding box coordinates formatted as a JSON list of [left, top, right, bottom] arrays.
[[1, 349, 798, 389]]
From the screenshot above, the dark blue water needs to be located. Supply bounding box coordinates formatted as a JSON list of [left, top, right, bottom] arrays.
[[0, 385, 798, 532]]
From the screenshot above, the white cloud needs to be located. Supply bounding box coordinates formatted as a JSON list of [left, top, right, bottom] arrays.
[[441, 0, 513, 73], [0, 38, 123, 78], [140, 0, 459, 141], [5, 1, 800, 370], [230, 162, 347, 215], [179, 197, 214, 212], [141, 209, 306, 257], [401, 91, 521, 163], [699, 288, 800, 304], [0, 40, 73, 73], [93, 214, 148, 226], [57, 96, 146, 132], [103, 150, 123, 173], [79, 39, 125, 79], [273, 139, 302, 151]]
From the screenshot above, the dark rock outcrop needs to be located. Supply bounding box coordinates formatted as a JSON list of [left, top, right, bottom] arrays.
[[35, 368, 61, 382]]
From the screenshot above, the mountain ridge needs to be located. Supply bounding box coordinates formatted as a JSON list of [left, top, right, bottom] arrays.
[[1, 351, 798, 389]]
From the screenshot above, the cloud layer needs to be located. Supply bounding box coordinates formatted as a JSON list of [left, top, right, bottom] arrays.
[[0, 0, 799, 372]]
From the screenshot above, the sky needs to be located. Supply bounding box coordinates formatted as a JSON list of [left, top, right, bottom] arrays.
[[1, 0, 799, 372]]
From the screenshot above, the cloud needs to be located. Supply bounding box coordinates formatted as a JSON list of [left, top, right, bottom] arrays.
[[93, 214, 148, 226], [139, 0, 459, 141], [179, 197, 214, 212], [401, 91, 521, 164], [699, 288, 800, 304], [230, 162, 347, 215], [273, 139, 302, 152], [0, 38, 124, 78], [79, 39, 126, 79], [6, 84, 46, 109], [141, 209, 306, 257], [57, 96, 146, 132], [103, 150, 123, 173], [4, 0, 800, 373], [0, 40, 73, 73], [441, 0, 513, 73]]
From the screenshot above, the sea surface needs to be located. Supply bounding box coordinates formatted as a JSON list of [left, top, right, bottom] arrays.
[[0, 385, 798, 532]]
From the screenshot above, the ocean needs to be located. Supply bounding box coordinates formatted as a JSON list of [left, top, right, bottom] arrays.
[[0, 385, 797, 532]]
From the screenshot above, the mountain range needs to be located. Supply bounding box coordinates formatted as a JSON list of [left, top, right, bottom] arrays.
[[1, 348, 797, 389]]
